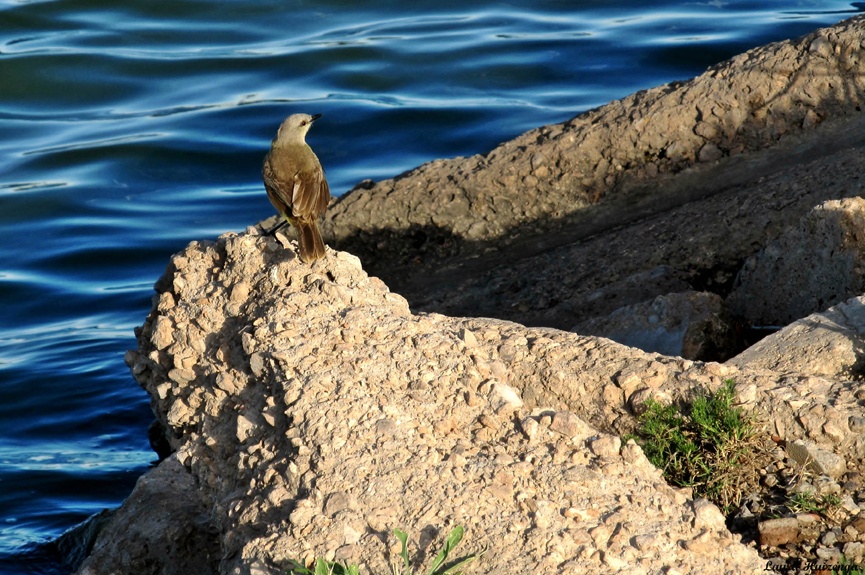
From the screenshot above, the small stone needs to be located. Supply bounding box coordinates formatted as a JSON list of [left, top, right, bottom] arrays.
[[166, 399, 194, 427], [550, 411, 593, 440], [460, 328, 478, 348], [802, 109, 822, 130], [620, 440, 649, 467], [156, 382, 171, 400], [151, 316, 175, 350], [698, 142, 723, 162], [589, 435, 621, 458], [602, 551, 627, 570], [324, 492, 356, 516], [692, 498, 726, 531], [816, 546, 842, 563], [375, 418, 396, 436], [809, 36, 832, 56], [520, 417, 539, 441], [683, 530, 716, 554], [758, 517, 800, 547], [786, 439, 846, 479], [843, 541, 865, 561], [841, 494, 861, 515], [813, 475, 842, 496], [215, 372, 242, 394], [632, 533, 657, 552], [168, 368, 195, 385], [230, 282, 250, 303], [489, 382, 523, 414], [533, 499, 556, 529], [236, 414, 256, 442], [335, 543, 361, 561], [249, 352, 266, 378], [464, 390, 480, 407], [850, 416, 865, 433]]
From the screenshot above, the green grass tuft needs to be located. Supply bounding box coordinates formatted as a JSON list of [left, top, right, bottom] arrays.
[[286, 526, 481, 575], [626, 379, 771, 512]]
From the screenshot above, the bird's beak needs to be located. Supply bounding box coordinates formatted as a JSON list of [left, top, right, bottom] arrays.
[[311, 113, 322, 122]]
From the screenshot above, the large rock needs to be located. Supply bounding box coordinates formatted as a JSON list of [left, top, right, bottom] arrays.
[[79, 230, 865, 574], [75, 456, 218, 575], [727, 293, 865, 379], [117, 232, 770, 574], [303, 16, 865, 330], [728, 198, 865, 326], [324, 16, 865, 252], [573, 291, 736, 361]]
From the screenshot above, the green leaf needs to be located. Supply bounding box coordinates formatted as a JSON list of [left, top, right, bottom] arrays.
[[426, 526, 465, 575], [440, 554, 479, 575], [394, 528, 411, 575], [287, 559, 315, 574]]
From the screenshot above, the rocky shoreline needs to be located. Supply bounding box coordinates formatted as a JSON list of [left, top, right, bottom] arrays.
[[72, 15, 865, 575], [313, 14, 865, 335]]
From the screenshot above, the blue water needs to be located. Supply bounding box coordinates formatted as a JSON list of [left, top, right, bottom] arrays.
[[0, 1, 860, 572]]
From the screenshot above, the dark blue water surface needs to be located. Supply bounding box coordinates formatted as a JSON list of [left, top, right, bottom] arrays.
[[0, 1, 861, 572]]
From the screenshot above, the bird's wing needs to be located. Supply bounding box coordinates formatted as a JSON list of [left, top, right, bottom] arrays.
[[292, 165, 330, 219], [262, 155, 290, 215], [263, 147, 330, 220], [291, 168, 317, 218], [316, 177, 331, 215]]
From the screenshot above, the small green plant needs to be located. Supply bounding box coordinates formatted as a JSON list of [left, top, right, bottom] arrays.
[[832, 555, 865, 575], [286, 526, 481, 575], [626, 379, 771, 512], [391, 526, 479, 575], [286, 558, 360, 575], [788, 491, 842, 517]]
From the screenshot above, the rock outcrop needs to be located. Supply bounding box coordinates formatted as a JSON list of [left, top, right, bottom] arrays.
[[76, 456, 218, 575], [72, 227, 865, 574], [304, 16, 865, 331], [116, 232, 766, 574], [727, 293, 865, 380], [573, 291, 735, 361], [728, 198, 865, 327], [324, 16, 865, 250]]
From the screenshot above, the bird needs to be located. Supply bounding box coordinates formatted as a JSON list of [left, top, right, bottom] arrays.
[[262, 113, 331, 262]]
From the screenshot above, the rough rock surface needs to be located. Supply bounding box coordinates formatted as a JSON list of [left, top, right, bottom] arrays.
[[118, 232, 764, 574], [727, 293, 865, 379], [573, 291, 735, 361], [728, 198, 865, 326], [75, 455, 218, 575], [85, 229, 865, 574], [324, 17, 865, 249], [289, 16, 865, 331]]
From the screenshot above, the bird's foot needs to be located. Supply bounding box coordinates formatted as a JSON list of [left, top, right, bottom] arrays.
[[262, 219, 288, 236]]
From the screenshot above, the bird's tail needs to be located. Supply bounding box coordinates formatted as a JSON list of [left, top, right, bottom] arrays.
[[293, 218, 327, 263]]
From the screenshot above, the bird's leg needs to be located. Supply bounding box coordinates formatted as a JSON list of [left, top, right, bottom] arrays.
[[262, 219, 288, 236]]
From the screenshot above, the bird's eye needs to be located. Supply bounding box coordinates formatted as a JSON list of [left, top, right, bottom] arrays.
[[300, 121, 307, 126]]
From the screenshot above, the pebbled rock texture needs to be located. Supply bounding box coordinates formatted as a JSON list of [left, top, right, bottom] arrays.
[[90, 229, 865, 574]]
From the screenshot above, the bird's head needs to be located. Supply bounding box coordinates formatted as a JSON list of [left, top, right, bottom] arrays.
[[274, 113, 321, 145]]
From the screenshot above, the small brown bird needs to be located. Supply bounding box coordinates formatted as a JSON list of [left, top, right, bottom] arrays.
[[262, 113, 331, 262]]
